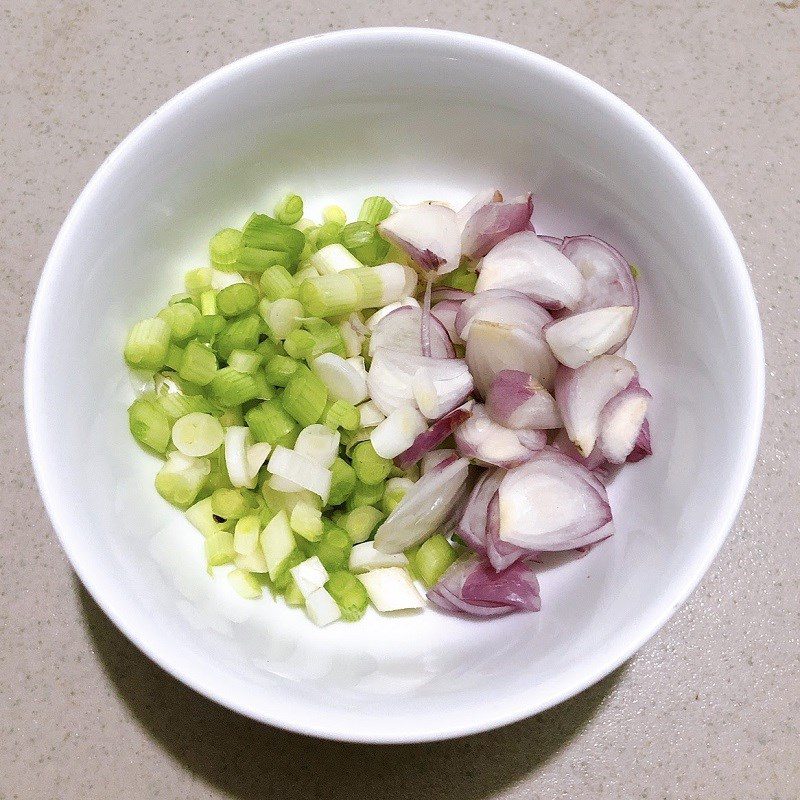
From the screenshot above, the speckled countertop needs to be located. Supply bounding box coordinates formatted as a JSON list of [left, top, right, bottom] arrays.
[[2, 2, 799, 798]]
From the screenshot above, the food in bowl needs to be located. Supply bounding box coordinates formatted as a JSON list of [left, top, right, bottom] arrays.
[[123, 189, 652, 626]]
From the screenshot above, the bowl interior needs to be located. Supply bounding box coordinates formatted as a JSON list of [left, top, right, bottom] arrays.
[[26, 29, 762, 742]]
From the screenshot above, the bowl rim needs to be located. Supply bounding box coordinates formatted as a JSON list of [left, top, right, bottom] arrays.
[[24, 26, 765, 743]]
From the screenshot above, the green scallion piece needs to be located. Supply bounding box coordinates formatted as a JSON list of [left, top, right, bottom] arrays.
[[195, 314, 226, 342], [205, 529, 236, 567], [227, 349, 262, 374], [186, 497, 221, 537], [242, 214, 305, 261], [315, 220, 343, 249], [283, 578, 305, 606], [357, 196, 393, 226], [322, 399, 360, 432], [216, 283, 259, 318], [340, 221, 377, 250], [325, 570, 368, 621], [228, 568, 263, 599], [260, 264, 299, 301], [155, 390, 213, 420], [164, 343, 184, 371], [128, 397, 172, 454], [256, 339, 280, 361], [264, 354, 300, 387], [124, 317, 171, 372], [327, 457, 357, 506], [351, 237, 390, 267], [274, 194, 304, 226], [200, 289, 217, 316], [439, 265, 478, 292], [237, 247, 291, 273], [414, 534, 458, 587], [185, 267, 213, 295], [155, 453, 210, 509], [346, 479, 385, 511], [251, 369, 276, 400], [215, 314, 261, 360], [178, 339, 218, 386], [283, 329, 316, 360], [158, 302, 201, 342], [350, 440, 392, 486], [209, 228, 243, 271], [314, 526, 352, 573], [271, 549, 306, 593], [303, 318, 346, 358], [299, 273, 361, 318], [210, 367, 259, 407], [323, 205, 347, 225], [281, 369, 328, 427], [211, 487, 257, 520], [245, 399, 298, 445], [341, 505, 383, 544]]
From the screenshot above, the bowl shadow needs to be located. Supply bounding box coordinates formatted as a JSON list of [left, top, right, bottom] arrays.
[[78, 581, 623, 799]]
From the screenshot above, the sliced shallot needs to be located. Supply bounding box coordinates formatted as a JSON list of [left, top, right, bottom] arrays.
[[370, 406, 429, 459], [394, 406, 471, 470], [454, 403, 545, 468], [596, 378, 651, 463], [460, 193, 534, 259], [428, 554, 541, 616], [373, 456, 470, 553], [411, 359, 474, 419], [378, 202, 462, 275], [496, 448, 614, 551], [485, 369, 562, 429], [431, 299, 464, 345], [457, 468, 504, 553], [544, 306, 635, 368], [369, 305, 454, 358], [420, 448, 457, 475], [554, 355, 637, 456], [476, 231, 585, 310]]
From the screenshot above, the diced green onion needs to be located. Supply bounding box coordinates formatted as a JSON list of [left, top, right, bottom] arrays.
[[283, 578, 305, 606], [211, 487, 256, 520], [350, 441, 392, 486], [274, 193, 304, 226], [271, 549, 305, 593], [228, 568, 263, 599], [315, 220, 343, 249], [178, 339, 218, 385], [200, 290, 217, 316], [158, 302, 201, 342], [256, 339, 280, 361], [314, 525, 352, 572], [346, 478, 385, 511], [290, 501, 324, 541], [185, 267, 213, 295], [327, 457, 356, 506], [299, 273, 361, 318], [205, 529, 236, 567], [260, 510, 296, 580], [209, 228, 243, 270], [172, 412, 224, 457], [242, 214, 305, 261], [439, 264, 478, 292], [155, 452, 211, 508], [323, 205, 347, 225], [414, 534, 458, 587], [216, 283, 259, 317], [215, 314, 261, 360], [237, 247, 291, 273], [294, 264, 319, 284], [228, 349, 262, 374], [263, 354, 300, 386], [260, 264, 299, 301], [381, 476, 415, 515], [210, 367, 259, 406], [322, 399, 361, 432], [156, 390, 213, 420], [358, 196, 393, 225], [186, 497, 221, 537], [164, 344, 183, 371], [305, 243, 363, 276], [341, 505, 384, 544], [281, 369, 328, 427], [340, 221, 377, 251], [218, 406, 245, 428], [245, 399, 298, 445], [128, 397, 172, 454], [325, 570, 369, 621], [195, 314, 226, 342], [281, 331, 313, 364], [302, 318, 346, 358], [251, 370, 275, 400], [351, 237, 390, 267], [234, 515, 261, 555], [124, 317, 171, 372]]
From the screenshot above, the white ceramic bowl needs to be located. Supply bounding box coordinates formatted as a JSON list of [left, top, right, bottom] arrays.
[[25, 28, 764, 743]]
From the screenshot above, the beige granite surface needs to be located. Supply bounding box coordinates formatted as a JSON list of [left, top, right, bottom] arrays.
[[2, 1, 799, 798]]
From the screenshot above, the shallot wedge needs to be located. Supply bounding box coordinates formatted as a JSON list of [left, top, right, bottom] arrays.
[[457, 468, 504, 553], [485, 369, 562, 429], [561, 235, 639, 325], [455, 287, 552, 340], [430, 287, 472, 304], [544, 306, 635, 368], [596, 378, 652, 463], [378, 202, 462, 275], [428, 554, 541, 617], [412, 359, 474, 419], [431, 299, 464, 345], [454, 403, 545, 468], [554, 355, 637, 456], [373, 456, 470, 554], [496, 448, 614, 552], [476, 231, 585, 310], [395, 406, 471, 470], [485, 491, 538, 570], [369, 305, 454, 358], [460, 193, 534, 259]]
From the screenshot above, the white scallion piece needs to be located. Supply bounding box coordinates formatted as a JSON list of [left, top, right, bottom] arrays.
[[357, 400, 386, 428], [349, 542, 409, 573], [370, 406, 428, 459], [290, 556, 330, 599], [294, 424, 340, 468], [267, 445, 332, 502], [359, 567, 424, 612], [305, 587, 342, 626], [311, 353, 368, 405]]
